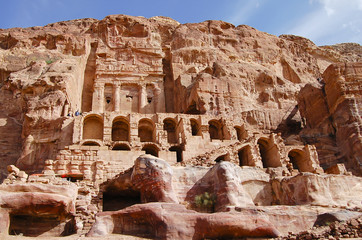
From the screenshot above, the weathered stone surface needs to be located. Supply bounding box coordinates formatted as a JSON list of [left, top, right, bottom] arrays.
[[253, 205, 361, 236], [325, 163, 349, 175], [0, 183, 78, 237], [88, 202, 280, 239], [182, 162, 259, 211], [103, 158, 361, 213], [0, 208, 9, 237], [314, 210, 362, 227], [131, 155, 178, 203], [272, 173, 362, 207], [281, 214, 362, 240], [102, 155, 178, 205], [103, 158, 272, 212], [298, 63, 362, 175], [0, 14, 360, 178], [0, 13, 361, 239]]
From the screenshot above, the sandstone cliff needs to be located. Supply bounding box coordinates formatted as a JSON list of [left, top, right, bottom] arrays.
[[0, 14, 361, 239], [0, 15, 361, 179]]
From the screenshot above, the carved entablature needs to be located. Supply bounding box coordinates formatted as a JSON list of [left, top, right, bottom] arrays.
[[105, 23, 162, 49]]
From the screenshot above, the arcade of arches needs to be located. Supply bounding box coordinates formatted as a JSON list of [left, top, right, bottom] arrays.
[[76, 113, 321, 176], [112, 118, 129, 141], [83, 116, 103, 140]]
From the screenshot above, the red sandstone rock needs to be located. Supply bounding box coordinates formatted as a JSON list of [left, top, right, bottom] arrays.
[[0, 14, 361, 239], [298, 63, 362, 175], [271, 173, 362, 207], [87, 202, 280, 239], [0, 183, 78, 236], [131, 155, 178, 203], [184, 161, 257, 211], [0, 14, 360, 178]]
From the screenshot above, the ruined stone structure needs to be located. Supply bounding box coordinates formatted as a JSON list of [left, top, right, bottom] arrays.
[[0, 15, 361, 239]]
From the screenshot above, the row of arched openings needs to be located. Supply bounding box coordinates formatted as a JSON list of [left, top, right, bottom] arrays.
[[83, 116, 248, 143], [83, 116, 179, 143], [237, 139, 307, 171], [83, 116, 306, 170], [190, 119, 247, 141], [82, 116, 183, 161]]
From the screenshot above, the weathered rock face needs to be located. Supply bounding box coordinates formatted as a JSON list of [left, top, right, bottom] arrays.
[[88, 202, 280, 239], [0, 182, 78, 237], [272, 173, 362, 207], [0, 150, 361, 238], [0, 14, 361, 239], [0, 14, 361, 178], [298, 63, 362, 175], [97, 157, 362, 238], [0, 19, 94, 175]]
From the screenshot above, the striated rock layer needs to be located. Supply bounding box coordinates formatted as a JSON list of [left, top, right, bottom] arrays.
[[92, 156, 362, 239], [0, 14, 361, 239], [298, 63, 362, 175], [0, 14, 361, 177]]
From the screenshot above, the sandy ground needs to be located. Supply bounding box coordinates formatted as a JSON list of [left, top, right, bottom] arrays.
[[3, 235, 362, 240], [2, 234, 151, 240]]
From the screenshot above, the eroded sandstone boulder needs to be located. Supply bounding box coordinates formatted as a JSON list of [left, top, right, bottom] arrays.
[[184, 162, 257, 211], [103, 157, 272, 212], [0, 182, 78, 237], [131, 154, 178, 203], [88, 202, 280, 239], [102, 154, 178, 206]]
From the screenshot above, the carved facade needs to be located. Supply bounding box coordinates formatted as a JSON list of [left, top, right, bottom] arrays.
[[0, 15, 361, 238]]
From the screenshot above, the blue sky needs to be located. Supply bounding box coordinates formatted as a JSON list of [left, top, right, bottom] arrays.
[[1, 0, 361, 46]]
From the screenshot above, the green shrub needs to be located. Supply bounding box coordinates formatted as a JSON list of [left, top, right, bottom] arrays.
[[194, 192, 216, 213], [45, 59, 54, 64]]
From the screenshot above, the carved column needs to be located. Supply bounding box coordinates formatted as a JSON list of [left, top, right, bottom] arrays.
[[63, 102, 69, 117], [154, 82, 165, 112], [151, 84, 160, 113], [139, 84, 147, 113], [114, 82, 121, 112], [92, 82, 104, 113]]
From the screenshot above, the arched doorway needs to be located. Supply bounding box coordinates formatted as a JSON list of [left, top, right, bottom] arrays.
[[138, 119, 155, 142], [163, 118, 177, 144], [142, 144, 159, 157], [257, 138, 281, 168], [288, 149, 307, 172], [190, 119, 201, 136], [112, 144, 131, 151], [238, 145, 253, 166], [83, 115, 103, 140], [82, 141, 101, 147], [112, 118, 129, 141], [235, 126, 247, 141], [169, 146, 183, 162], [209, 120, 222, 140]]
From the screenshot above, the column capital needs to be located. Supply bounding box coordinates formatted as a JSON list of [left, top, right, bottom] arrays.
[[94, 82, 104, 89]]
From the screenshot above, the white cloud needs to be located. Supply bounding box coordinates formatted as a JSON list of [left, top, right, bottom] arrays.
[[286, 0, 362, 45]]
